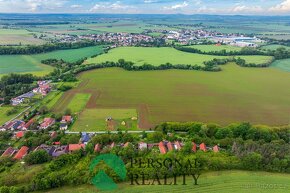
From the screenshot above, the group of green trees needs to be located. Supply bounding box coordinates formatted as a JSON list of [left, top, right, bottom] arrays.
[[0, 74, 37, 104], [0, 41, 104, 55]]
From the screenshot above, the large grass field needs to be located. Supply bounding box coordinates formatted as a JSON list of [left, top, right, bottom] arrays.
[[0, 46, 103, 76], [0, 106, 26, 125], [53, 63, 290, 128], [86, 47, 225, 66], [71, 109, 138, 131], [41, 170, 290, 193], [271, 59, 290, 72], [85, 47, 273, 66], [0, 29, 45, 45], [260, 44, 290, 51], [187, 45, 242, 52]]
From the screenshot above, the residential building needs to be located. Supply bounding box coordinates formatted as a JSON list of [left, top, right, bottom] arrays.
[[13, 146, 29, 160]]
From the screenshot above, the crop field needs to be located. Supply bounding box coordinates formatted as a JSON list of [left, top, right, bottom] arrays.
[[0, 46, 103, 76], [86, 47, 272, 66], [41, 170, 290, 193], [53, 63, 290, 128], [187, 45, 242, 52], [271, 59, 290, 72], [71, 108, 138, 131], [0, 29, 45, 45]]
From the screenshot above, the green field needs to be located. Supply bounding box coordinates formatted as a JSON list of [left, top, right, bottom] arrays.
[[41, 170, 290, 193], [86, 47, 226, 66], [71, 108, 138, 131], [237, 55, 274, 64], [0, 29, 45, 45], [271, 59, 290, 72], [260, 44, 290, 51], [0, 46, 103, 75], [86, 47, 273, 66], [0, 106, 26, 125], [54, 63, 290, 128], [66, 93, 92, 113], [187, 45, 242, 52]]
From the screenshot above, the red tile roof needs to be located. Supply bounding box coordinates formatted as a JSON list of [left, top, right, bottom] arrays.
[[16, 131, 24, 138], [159, 142, 167, 154], [1, 147, 16, 157], [94, 144, 102, 152], [199, 143, 207, 152], [54, 142, 60, 145], [13, 146, 29, 160], [24, 119, 35, 129], [62, 116, 72, 123], [213, 145, 219, 153], [167, 142, 174, 151], [68, 144, 85, 151], [192, 142, 197, 152]]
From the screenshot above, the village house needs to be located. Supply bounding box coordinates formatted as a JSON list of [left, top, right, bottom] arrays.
[[52, 145, 68, 157], [1, 147, 17, 157], [60, 115, 73, 130], [174, 141, 182, 151], [94, 144, 102, 153], [23, 118, 35, 130], [192, 142, 197, 152], [11, 120, 25, 131], [167, 142, 174, 151], [68, 144, 85, 153], [11, 97, 24, 106], [138, 142, 147, 150], [199, 143, 207, 152], [213, 145, 219, 153], [158, 141, 167, 154], [34, 145, 56, 156], [13, 146, 29, 160], [15, 131, 24, 139], [40, 118, 55, 129], [80, 132, 91, 144]]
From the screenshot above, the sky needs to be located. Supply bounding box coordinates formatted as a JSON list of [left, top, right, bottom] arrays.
[[0, 0, 290, 15]]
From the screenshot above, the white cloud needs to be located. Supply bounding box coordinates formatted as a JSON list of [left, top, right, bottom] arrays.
[[163, 1, 188, 10], [89, 1, 137, 13], [231, 5, 263, 13], [0, 0, 67, 12], [71, 4, 82, 9], [269, 0, 290, 13]]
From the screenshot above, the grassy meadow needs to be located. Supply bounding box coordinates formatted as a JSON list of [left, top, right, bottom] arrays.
[[260, 44, 290, 51], [86, 47, 272, 66], [187, 44, 242, 52], [0, 106, 26, 125], [71, 109, 138, 131], [53, 63, 290, 128], [41, 170, 290, 193], [271, 59, 290, 72], [0, 46, 103, 76]]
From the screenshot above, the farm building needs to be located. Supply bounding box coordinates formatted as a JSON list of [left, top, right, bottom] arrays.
[[40, 118, 55, 129]]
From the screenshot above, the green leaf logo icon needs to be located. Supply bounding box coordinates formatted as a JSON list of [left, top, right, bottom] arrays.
[[90, 154, 127, 191]]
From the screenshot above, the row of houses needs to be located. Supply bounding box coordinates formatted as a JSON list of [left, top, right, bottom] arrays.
[[11, 80, 51, 106], [0, 115, 72, 131], [1, 140, 220, 161]]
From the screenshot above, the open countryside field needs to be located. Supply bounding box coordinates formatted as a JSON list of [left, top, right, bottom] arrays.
[[53, 63, 290, 129], [0, 29, 45, 45], [86, 47, 272, 66], [0, 106, 26, 125], [187, 45, 242, 52], [0, 46, 103, 75], [260, 44, 290, 51], [271, 59, 290, 72], [71, 109, 138, 131], [41, 170, 290, 193]]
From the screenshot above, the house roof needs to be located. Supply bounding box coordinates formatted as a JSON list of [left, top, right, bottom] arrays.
[[167, 142, 174, 151], [68, 144, 85, 151], [1, 147, 16, 157], [110, 142, 115, 148], [94, 144, 102, 152], [54, 141, 61, 145], [199, 143, 207, 152], [13, 146, 29, 160], [174, 141, 182, 150], [159, 142, 167, 154], [213, 145, 219, 153], [50, 131, 57, 138], [123, 142, 129, 148], [24, 119, 35, 129], [16, 131, 24, 138], [192, 142, 197, 152], [62, 116, 72, 122]]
